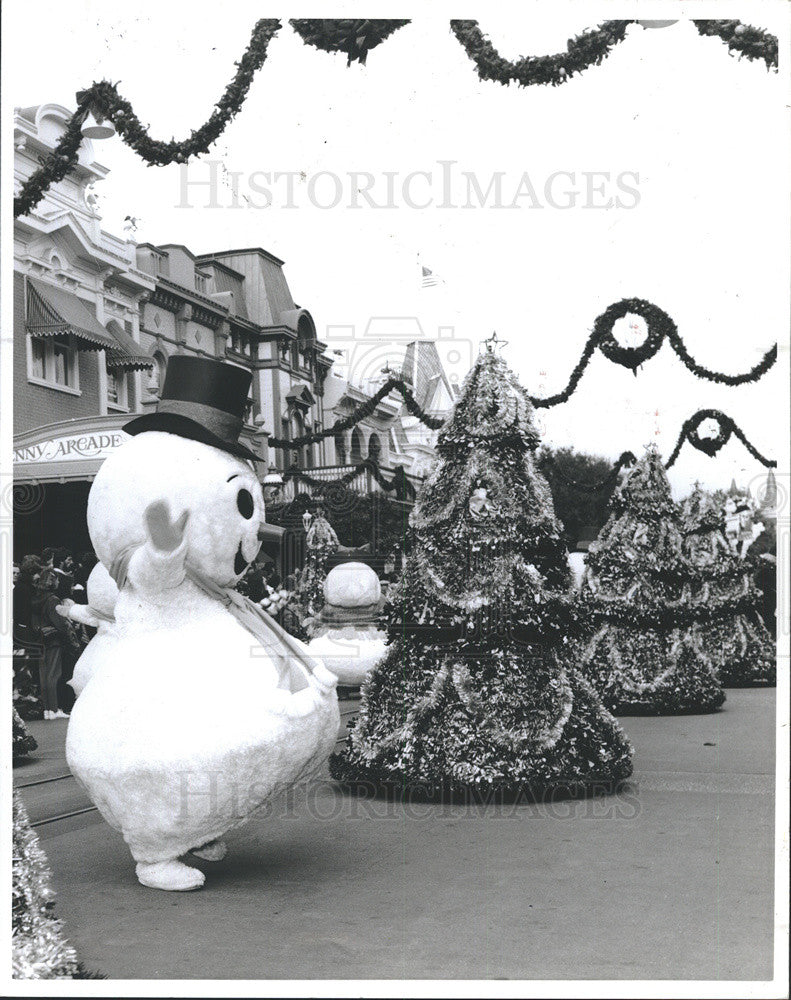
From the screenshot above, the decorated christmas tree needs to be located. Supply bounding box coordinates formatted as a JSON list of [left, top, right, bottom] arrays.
[[681, 484, 775, 687], [330, 343, 633, 797], [579, 447, 725, 714]]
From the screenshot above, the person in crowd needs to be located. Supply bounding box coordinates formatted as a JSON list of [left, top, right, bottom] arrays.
[[73, 550, 98, 592], [262, 559, 282, 592], [51, 548, 75, 597], [243, 562, 267, 603], [35, 569, 72, 720], [13, 554, 41, 652]]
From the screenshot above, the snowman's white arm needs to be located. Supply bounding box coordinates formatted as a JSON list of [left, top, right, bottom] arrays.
[[126, 536, 188, 594], [58, 603, 104, 628]]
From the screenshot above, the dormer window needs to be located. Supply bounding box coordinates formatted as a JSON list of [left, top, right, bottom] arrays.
[[194, 271, 209, 294]]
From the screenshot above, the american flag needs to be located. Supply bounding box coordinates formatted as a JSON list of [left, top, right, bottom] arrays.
[[421, 265, 440, 288]]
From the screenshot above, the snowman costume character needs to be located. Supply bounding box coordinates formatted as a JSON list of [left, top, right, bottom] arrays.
[[66, 358, 339, 892], [59, 562, 120, 697]]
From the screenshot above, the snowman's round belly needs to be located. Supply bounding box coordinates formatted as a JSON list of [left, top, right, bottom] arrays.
[[67, 616, 339, 797]]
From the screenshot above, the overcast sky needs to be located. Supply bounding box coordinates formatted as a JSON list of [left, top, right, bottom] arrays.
[[6, 2, 789, 499]]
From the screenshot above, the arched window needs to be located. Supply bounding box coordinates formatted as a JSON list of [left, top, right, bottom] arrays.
[[291, 410, 306, 469], [350, 428, 363, 463], [147, 351, 167, 395], [367, 432, 381, 464], [334, 429, 347, 466]]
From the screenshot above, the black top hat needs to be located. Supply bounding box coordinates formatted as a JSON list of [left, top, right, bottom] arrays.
[[124, 355, 260, 462]]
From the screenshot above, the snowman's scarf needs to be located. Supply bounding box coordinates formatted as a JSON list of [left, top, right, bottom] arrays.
[[109, 544, 312, 694]]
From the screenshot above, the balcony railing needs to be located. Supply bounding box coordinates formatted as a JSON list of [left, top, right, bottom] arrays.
[[278, 463, 422, 503]]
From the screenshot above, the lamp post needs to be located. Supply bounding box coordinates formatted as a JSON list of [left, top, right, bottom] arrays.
[[80, 109, 116, 140], [262, 468, 283, 505]]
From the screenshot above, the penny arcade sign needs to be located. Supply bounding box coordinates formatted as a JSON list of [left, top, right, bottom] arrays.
[[13, 416, 131, 482]]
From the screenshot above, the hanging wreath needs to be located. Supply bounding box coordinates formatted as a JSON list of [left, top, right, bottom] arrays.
[[450, 20, 634, 87], [530, 299, 777, 407], [290, 19, 410, 65], [665, 410, 776, 469], [594, 299, 668, 372], [686, 411, 731, 456]]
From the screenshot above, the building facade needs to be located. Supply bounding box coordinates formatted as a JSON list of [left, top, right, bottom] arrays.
[[12, 105, 331, 556], [12, 103, 457, 560], [13, 104, 156, 555]]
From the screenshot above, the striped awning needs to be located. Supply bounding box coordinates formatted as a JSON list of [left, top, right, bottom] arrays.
[[105, 321, 154, 372], [26, 278, 117, 352], [26, 277, 153, 371]]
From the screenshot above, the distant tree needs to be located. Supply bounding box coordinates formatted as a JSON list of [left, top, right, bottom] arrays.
[[537, 446, 616, 547]]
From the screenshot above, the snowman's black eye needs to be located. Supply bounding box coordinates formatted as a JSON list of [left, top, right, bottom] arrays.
[[236, 488, 254, 519]]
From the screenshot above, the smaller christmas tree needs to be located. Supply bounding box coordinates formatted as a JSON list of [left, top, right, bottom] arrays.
[[682, 484, 775, 687], [579, 446, 725, 714], [294, 509, 340, 619]]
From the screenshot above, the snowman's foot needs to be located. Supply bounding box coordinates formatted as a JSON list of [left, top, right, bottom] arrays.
[[135, 860, 205, 892], [190, 838, 227, 862]]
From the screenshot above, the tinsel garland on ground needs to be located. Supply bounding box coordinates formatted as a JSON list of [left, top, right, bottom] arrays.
[[531, 298, 777, 408], [681, 484, 775, 687], [290, 19, 410, 65], [12, 795, 100, 979], [13, 707, 38, 760], [665, 409, 777, 469], [578, 447, 725, 715], [331, 344, 633, 799], [14, 19, 281, 218]]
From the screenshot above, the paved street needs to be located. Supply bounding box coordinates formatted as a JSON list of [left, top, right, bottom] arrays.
[[15, 689, 776, 980]]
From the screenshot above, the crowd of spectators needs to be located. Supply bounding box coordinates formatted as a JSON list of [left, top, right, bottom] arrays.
[[12, 549, 98, 721]]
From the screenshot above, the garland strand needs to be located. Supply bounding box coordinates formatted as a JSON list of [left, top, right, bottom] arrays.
[[14, 18, 778, 218], [451, 19, 778, 88], [283, 459, 413, 495], [450, 20, 634, 87], [692, 20, 778, 70], [14, 19, 282, 219], [541, 451, 637, 494], [530, 298, 777, 407], [269, 376, 443, 449], [290, 19, 410, 65], [664, 409, 776, 469]]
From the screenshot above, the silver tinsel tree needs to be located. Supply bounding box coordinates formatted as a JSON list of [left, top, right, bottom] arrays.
[[579, 447, 725, 714], [331, 343, 633, 798]]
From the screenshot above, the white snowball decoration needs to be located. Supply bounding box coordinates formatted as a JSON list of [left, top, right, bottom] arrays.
[[307, 627, 388, 686], [66, 431, 339, 892], [323, 561, 381, 608]]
